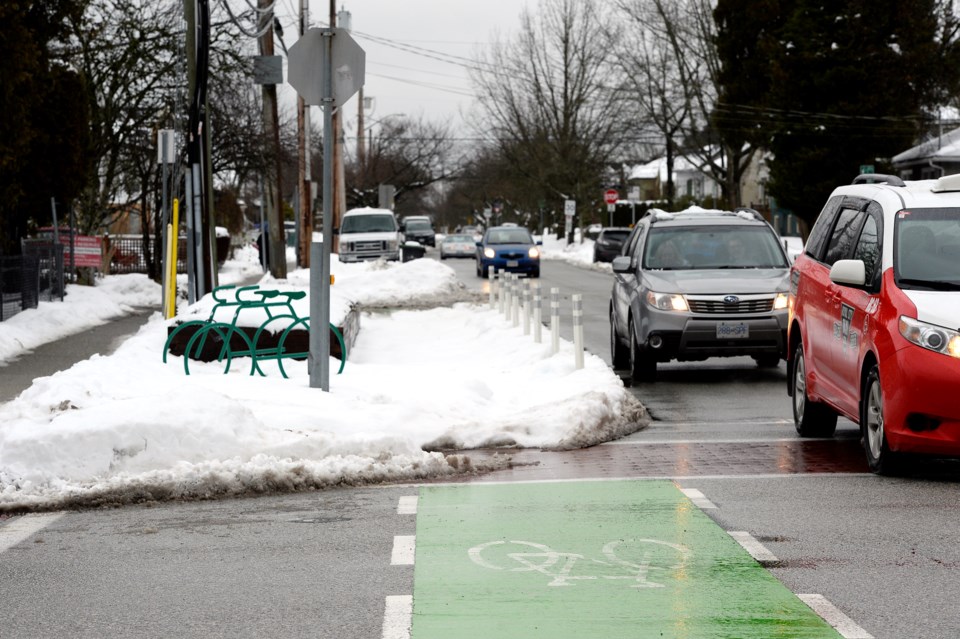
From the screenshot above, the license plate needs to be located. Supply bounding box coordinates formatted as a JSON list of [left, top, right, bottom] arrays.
[[506, 260, 519, 267], [717, 322, 749, 339]]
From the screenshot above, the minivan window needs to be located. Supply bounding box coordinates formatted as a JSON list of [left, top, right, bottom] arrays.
[[806, 195, 842, 259], [823, 207, 864, 266], [853, 215, 880, 288], [895, 207, 960, 287]]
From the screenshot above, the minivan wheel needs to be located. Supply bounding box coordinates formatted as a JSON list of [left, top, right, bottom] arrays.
[[792, 343, 838, 437], [628, 317, 657, 383], [610, 307, 630, 370], [862, 366, 901, 475]]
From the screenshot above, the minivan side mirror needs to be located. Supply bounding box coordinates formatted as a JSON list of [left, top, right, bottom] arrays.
[[829, 259, 866, 288]]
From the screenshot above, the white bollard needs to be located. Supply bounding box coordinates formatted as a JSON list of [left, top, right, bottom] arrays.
[[533, 281, 542, 343], [522, 280, 531, 335], [500, 273, 509, 317], [512, 276, 520, 327], [550, 287, 560, 354], [572, 294, 584, 369], [489, 266, 497, 308]]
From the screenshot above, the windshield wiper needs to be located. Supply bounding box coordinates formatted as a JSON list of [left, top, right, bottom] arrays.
[[897, 277, 960, 291]]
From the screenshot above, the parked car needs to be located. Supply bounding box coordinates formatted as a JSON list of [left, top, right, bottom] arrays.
[[440, 234, 476, 259], [787, 173, 960, 474], [400, 216, 435, 247], [338, 207, 401, 263], [476, 226, 541, 278], [609, 207, 791, 382], [593, 227, 631, 263]]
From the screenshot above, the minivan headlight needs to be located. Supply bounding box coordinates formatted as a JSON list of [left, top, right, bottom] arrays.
[[899, 316, 960, 358], [646, 291, 689, 311]]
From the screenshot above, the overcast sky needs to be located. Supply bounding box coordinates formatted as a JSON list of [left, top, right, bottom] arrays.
[[272, 0, 529, 141]]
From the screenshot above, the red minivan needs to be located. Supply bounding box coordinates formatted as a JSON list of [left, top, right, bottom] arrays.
[[788, 174, 960, 474]]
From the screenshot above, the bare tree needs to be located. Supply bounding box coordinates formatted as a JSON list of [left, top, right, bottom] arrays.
[[469, 0, 627, 230], [611, 0, 691, 209], [64, 0, 185, 234], [613, 0, 756, 208], [344, 115, 456, 217]]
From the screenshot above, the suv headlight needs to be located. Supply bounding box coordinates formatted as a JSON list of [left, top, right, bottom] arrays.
[[646, 291, 689, 312], [773, 292, 788, 310], [899, 316, 960, 358]]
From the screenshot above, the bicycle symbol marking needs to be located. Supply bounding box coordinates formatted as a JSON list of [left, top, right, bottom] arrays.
[[467, 539, 691, 588]]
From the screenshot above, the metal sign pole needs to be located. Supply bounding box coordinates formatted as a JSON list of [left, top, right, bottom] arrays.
[[310, 28, 336, 391]]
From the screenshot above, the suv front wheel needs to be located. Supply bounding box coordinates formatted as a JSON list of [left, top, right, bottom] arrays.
[[629, 317, 657, 383], [791, 343, 838, 437], [610, 306, 629, 370]]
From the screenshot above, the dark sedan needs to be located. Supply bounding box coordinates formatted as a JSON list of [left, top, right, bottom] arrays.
[[475, 226, 541, 278], [593, 227, 631, 262]]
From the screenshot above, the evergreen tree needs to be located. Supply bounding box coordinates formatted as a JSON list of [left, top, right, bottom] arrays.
[[762, 0, 958, 230], [0, 0, 89, 253], [714, 0, 960, 231]]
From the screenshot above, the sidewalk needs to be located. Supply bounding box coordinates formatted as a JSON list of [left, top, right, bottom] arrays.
[[0, 308, 156, 404]]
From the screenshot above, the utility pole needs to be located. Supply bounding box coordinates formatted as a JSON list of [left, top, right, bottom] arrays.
[[184, 0, 215, 302], [297, 0, 312, 268], [331, 4, 348, 253], [259, 0, 287, 278], [357, 86, 365, 171]]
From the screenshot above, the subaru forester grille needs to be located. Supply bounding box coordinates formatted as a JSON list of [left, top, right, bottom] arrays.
[[688, 298, 775, 314]]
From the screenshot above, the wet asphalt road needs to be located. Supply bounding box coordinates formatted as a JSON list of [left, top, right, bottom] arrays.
[[3, 251, 960, 638]]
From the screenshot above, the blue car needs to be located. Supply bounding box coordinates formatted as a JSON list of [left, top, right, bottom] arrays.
[[475, 226, 541, 278]]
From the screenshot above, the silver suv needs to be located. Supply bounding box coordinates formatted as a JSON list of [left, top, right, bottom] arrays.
[[609, 208, 791, 382]]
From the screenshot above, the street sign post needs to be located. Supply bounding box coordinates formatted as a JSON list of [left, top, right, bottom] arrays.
[[288, 28, 365, 107], [564, 200, 575, 243], [604, 189, 618, 225], [288, 27, 365, 391]]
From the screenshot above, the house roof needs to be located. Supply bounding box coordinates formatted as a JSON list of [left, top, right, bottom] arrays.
[[893, 126, 960, 166]]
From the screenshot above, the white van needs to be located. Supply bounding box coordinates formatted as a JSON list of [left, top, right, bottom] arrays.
[[338, 207, 401, 263]]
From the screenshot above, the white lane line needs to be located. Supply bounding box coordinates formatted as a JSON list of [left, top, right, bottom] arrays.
[[798, 594, 874, 638], [727, 531, 778, 566], [391, 535, 416, 565], [0, 513, 64, 554], [680, 487, 717, 509], [397, 495, 418, 515], [381, 594, 413, 639]]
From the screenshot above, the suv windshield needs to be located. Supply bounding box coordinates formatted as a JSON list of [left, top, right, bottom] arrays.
[[405, 220, 432, 231], [895, 207, 960, 286], [341, 214, 396, 233], [486, 229, 533, 244], [643, 225, 788, 270]]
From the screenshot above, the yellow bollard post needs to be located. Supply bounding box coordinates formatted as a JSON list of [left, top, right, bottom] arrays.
[[165, 199, 180, 318]]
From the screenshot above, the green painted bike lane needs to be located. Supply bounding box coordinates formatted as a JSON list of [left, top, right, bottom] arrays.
[[410, 480, 841, 639]]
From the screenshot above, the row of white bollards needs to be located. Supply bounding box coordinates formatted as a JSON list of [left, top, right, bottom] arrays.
[[487, 267, 584, 369]]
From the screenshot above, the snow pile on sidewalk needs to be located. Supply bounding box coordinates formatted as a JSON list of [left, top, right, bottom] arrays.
[[0, 255, 645, 512]]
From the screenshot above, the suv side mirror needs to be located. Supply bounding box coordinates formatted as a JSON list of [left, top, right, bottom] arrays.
[[611, 255, 632, 273], [829, 259, 866, 287]]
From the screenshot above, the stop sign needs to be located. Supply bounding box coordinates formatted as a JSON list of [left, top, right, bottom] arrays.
[[604, 189, 619, 204]]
